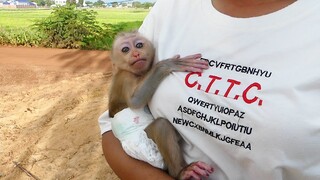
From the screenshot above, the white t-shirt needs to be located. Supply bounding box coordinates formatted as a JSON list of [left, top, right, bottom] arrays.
[[99, 0, 320, 179]]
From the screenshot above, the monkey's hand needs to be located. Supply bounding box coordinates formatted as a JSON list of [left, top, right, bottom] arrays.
[[157, 53, 209, 75], [130, 54, 208, 109], [177, 161, 214, 180]]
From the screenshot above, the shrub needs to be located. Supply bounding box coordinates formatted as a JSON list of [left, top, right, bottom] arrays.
[[0, 27, 43, 47], [88, 21, 143, 50], [33, 5, 103, 49]]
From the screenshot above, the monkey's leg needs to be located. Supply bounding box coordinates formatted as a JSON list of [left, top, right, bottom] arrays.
[[145, 117, 186, 178]]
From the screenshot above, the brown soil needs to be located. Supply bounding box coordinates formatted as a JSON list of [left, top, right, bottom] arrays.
[[0, 46, 119, 179]]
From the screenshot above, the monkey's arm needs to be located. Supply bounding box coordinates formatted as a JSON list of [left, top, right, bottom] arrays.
[[129, 64, 169, 109], [129, 54, 208, 109], [102, 131, 174, 180], [109, 71, 139, 117]]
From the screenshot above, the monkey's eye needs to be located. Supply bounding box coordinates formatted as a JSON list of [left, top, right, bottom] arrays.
[[135, 42, 143, 48], [121, 47, 130, 53]]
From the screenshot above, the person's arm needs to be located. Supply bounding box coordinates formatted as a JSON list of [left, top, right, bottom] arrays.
[[102, 131, 174, 180]]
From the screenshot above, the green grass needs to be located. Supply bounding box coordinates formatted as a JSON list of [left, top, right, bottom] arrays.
[[0, 8, 149, 28], [0, 9, 52, 28], [0, 8, 149, 49], [94, 9, 149, 25]]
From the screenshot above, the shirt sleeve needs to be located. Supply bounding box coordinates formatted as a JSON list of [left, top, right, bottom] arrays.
[[138, 6, 156, 42], [98, 110, 112, 135]]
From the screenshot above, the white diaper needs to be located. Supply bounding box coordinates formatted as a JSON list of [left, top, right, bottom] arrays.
[[111, 107, 165, 169]]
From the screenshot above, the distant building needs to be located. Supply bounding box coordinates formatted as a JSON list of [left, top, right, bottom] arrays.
[[0, 0, 36, 8], [106, 0, 133, 8], [54, 0, 67, 6], [53, 0, 87, 7]]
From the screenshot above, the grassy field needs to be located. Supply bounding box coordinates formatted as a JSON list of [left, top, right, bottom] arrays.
[[0, 8, 150, 28], [0, 8, 149, 49]]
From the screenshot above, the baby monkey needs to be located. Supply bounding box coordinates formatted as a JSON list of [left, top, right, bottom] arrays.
[[108, 31, 213, 179]]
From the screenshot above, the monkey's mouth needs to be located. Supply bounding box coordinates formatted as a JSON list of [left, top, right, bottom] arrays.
[[131, 59, 147, 69], [131, 58, 146, 65]]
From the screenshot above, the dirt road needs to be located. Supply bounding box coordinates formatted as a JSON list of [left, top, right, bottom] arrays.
[[0, 46, 119, 179]]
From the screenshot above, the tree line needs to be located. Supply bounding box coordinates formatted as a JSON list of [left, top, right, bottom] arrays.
[[31, 0, 154, 9]]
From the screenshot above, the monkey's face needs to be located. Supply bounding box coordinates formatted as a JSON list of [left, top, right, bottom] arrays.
[[112, 34, 155, 76]]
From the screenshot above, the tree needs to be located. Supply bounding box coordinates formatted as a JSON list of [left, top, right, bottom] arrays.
[[93, 0, 105, 7], [142, 2, 154, 9], [33, 0, 44, 6], [111, 2, 118, 7], [85, 1, 93, 6], [33, 0, 53, 6], [132, 2, 154, 9], [132, 1, 141, 8], [66, 0, 76, 5], [45, 0, 54, 6], [77, 0, 84, 7]]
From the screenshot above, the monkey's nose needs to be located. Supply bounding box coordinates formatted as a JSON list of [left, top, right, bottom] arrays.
[[132, 51, 140, 58]]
